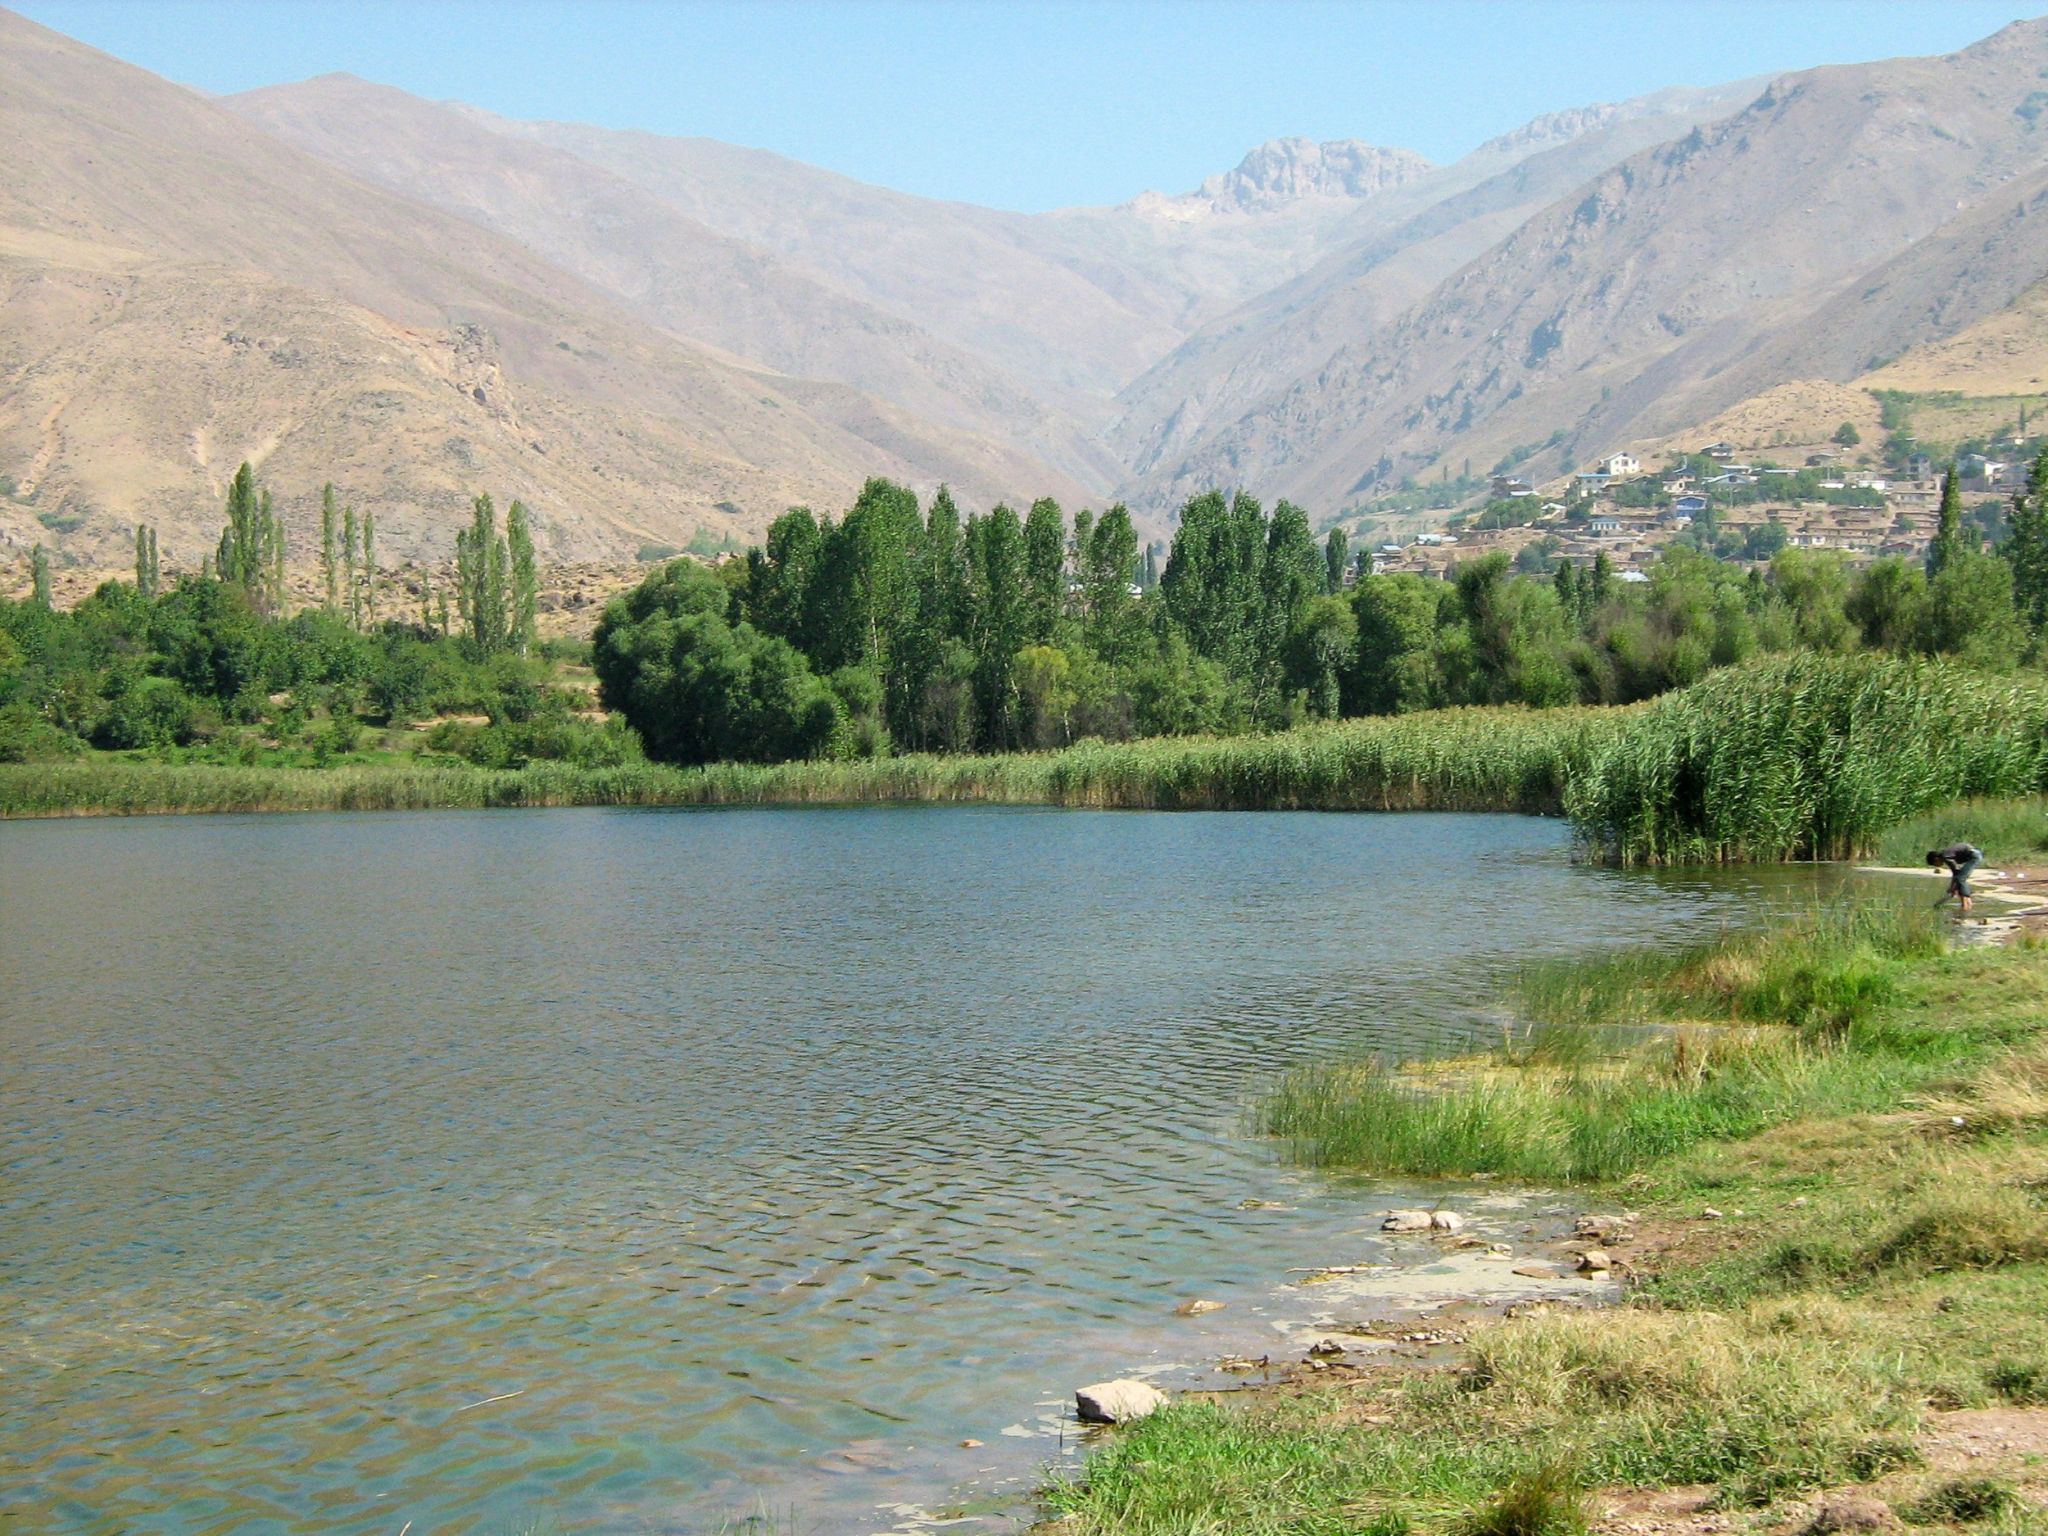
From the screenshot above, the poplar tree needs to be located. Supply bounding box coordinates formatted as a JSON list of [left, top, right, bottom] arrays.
[[134, 524, 159, 598], [262, 489, 285, 615], [1082, 504, 1141, 673], [362, 511, 377, 626], [507, 499, 539, 654], [456, 492, 514, 654], [321, 484, 340, 612], [215, 463, 285, 614], [966, 504, 1025, 746], [343, 504, 360, 629], [1022, 497, 1066, 645], [1324, 527, 1349, 594], [2005, 447, 2048, 636], [1929, 464, 1965, 578], [30, 543, 51, 608]]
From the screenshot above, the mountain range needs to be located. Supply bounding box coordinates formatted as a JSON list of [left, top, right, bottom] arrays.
[[4, 6, 2048, 567]]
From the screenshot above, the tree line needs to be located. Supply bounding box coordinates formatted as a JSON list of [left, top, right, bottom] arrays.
[[1, 467, 601, 769], [593, 452, 2048, 766]]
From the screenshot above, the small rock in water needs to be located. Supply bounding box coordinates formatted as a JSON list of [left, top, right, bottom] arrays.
[[960, 1438, 983, 1448], [1075, 1379, 1166, 1425], [1307, 1337, 1348, 1357], [1174, 1297, 1225, 1316], [1382, 1209, 1433, 1232], [1576, 1249, 1613, 1273], [1237, 1198, 1293, 1210], [1512, 1263, 1558, 1278], [1430, 1210, 1465, 1233]]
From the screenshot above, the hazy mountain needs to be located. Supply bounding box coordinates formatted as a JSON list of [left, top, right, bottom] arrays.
[[1140, 20, 2048, 511], [10, 1, 2048, 574], [0, 9, 1093, 565], [1110, 81, 1766, 482], [226, 74, 1125, 493]]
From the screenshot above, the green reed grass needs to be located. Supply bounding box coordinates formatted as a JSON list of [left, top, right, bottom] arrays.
[[1563, 653, 2048, 865], [0, 706, 1615, 819]]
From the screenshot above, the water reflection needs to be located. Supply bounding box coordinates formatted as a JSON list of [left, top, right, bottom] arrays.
[[0, 807, 1846, 1533]]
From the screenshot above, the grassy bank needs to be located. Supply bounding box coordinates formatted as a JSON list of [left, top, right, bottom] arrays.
[[1049, 917, 2048, 1534], [0, 705, 1610, 818]]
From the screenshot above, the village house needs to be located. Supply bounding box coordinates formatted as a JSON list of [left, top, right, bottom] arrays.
[[1600, 452, 1641, 478]]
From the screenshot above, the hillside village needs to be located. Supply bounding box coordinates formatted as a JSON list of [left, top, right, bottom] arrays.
[[1366, 419, 2036, 583]]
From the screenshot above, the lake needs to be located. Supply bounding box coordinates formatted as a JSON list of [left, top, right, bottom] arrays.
[[0, 807, 1847, 1533]]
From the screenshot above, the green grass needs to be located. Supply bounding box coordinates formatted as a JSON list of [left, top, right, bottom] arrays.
[[1875, 798, 2048, 870], [1257, 904, 1964, 1183], [1051, 933, 2048, 1536], [0, 705, 1614, 818]]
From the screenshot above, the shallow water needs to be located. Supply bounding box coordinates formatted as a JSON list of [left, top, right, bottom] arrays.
[[0, 807, 1848, 1534]]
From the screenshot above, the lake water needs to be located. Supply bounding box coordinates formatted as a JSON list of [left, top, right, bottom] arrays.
[[0, 807, 1849, 1534]]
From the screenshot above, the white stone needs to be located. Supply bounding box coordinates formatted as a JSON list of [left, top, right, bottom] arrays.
[[1075, 1379, 1166, 1425], [1382, 1209, 1433, 1232], [1430, 1210, 1466, 1233]]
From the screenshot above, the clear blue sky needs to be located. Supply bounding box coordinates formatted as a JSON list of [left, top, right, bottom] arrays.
[[14, 1, 2041, 211]]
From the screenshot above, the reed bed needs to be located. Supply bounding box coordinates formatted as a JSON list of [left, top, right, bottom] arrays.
[[1564, 653, 2048, 865], [0, 705, 1612, 819]]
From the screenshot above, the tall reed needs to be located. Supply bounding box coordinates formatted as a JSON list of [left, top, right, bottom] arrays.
[[1564, 654, 2048, 865], [0, 706, 1612, 819]]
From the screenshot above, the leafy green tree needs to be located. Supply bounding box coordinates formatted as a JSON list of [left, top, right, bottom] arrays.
[[1348, 573, 1445, 714], [1022, 497, 1066, 645], [751, 507, 824, 647], [592, 559, 837, 764], [1769, 549, 1854, 653], [1015, 643, 1076, 748], [966, 503, 1026, 747], [1833, 421, 1861, 448], [30, 544, 51, 609], [1286, 594, 1356, 718], [1922, 551, 2025, 669], [1845, 557, 1927, 653], [1324, 527, 1349, 594], [1255, 499, 1323, 716], [1081, 504, 1142, 673]]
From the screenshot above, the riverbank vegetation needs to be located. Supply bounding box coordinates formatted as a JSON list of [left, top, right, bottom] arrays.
[[11, 463, 2048, 848], [1050, 917, 2048, 1534]]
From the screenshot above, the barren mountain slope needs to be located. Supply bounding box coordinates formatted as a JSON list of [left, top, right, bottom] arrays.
[[0, 10, 1090, 566], [488, 117, 1473, 398], [1109, 81, 1767, 481], [226, 74, 1124, 491], [1147, 19, 2048, 512]]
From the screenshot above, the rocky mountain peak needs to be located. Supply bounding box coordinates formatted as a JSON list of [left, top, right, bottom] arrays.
[[1128, 137, 1433, 220]]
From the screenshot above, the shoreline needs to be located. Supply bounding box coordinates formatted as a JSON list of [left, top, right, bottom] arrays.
[[1036, 890, 2048, 1536]]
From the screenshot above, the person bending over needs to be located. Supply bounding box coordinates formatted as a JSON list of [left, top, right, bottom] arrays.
[[1927, 843, 1983, 914]]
